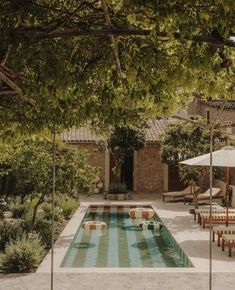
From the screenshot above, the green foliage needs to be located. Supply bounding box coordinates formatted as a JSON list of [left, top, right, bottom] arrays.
[[108, 127, 145, 180], [9, 197, 28, 219], [108, 183, 127, 194], [10, 204, 27, 219], [41, 203, 63, 223], [0, 136, 99, 224], [32, 219, 53, 247], [0, 144, 13, 177], [56, 149, 99, 195], [0, 221, 24, 252], [0, 1, 234, 135], [108, 127, 146, 151], [55, 195, 79, 219], [160, 120, 226, 164], [0, 234, 45, 273], [160, 119, 226, 184], [4, 137, 52, 201]]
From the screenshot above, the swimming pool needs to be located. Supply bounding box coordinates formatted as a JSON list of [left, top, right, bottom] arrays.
[[61, 205, 193, 268]]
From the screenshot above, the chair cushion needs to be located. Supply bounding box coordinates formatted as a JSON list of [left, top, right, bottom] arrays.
[[222, 234, 235, 243], [213, 226, 235, 234]]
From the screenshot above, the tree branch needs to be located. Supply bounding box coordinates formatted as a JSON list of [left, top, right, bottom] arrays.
[[0, 71, 22, 95], [0, 90, 18, 96], [100, 0, 123, 79], [1, 45, 12, 66], [210, 99, 227, 131], [46, 0, 100, 34], [4, 27, 235, 48]]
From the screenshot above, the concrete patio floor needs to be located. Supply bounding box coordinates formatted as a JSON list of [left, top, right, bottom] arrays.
[[1, 194, 235, 290]]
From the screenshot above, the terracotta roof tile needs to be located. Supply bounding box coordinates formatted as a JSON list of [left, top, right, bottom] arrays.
[[145, 118, 169, 142], [61, 127, 97, 142], [61, 118, 170, 143], [200, 99, 235, 109]]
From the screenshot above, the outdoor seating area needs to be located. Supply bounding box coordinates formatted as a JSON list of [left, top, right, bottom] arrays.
[[162, 185, 200, 202], [163, 186, 224, 205], [184, 187, 224, 204], [222, 234, 235, 257], [190, 206, 235, 257], [162, 180, 235, 258], [200, 212, 235, 229], [213, 225, 235, 246]]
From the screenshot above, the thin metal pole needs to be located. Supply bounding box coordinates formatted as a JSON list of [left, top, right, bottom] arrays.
[[209, 129, 213, 290], [226, 167, 230, 226], [51, 129, 56, 290]]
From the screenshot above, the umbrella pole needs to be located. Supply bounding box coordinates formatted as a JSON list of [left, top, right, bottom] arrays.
[[226, 167, 230, 227], [51, 128, 56, 290], [209, 130, 213, 290]]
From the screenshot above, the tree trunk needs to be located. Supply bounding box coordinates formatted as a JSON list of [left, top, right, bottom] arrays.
[[32, 192, 47, 227]]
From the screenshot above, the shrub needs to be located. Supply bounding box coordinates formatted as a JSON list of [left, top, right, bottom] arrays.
[[108, 183, 127, 194], [33, 217, 62, 247], [10, 204, 27, 219], [0, 221, 24, 251], [8, 197, 28, 219], [0, 234, 44, 273], [0, 198, 8, 211], [56, 196, 79, 219], [41, 203, 63, 223], [31, 217, 51, 247]]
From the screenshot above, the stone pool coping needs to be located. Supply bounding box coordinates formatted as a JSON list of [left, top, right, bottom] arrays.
[[37, 201, 235, 274]]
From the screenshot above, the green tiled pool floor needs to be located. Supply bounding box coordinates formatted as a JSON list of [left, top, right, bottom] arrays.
[[61, 206, 192, 268]]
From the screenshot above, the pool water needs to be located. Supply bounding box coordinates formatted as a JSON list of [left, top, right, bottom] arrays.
[[61, 206, 193, 268]]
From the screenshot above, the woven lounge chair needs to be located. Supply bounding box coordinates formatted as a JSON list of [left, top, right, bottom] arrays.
[[196, 209, 235, 225], [162, 185, 199, 202], [200, 212, 235, 228], [184, 187, 223, 204], [213, 225, 235, 247], [222, 234, 235, 257], [194, 205, 224, 222]]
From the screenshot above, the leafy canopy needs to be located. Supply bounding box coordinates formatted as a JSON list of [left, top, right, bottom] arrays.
[[108, 127, 146, 152], [0, 137, 99, 199], [0, 0, 234, 133], [108, 127, 145, 180], [160, 119, 226, 184]]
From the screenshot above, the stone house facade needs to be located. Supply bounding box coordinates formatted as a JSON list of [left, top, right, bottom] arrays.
[[188, 99, 235, 135], [61, 119, 182, 194], [62, 99, 235, 195]]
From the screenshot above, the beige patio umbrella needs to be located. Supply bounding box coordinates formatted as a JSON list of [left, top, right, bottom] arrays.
[[179, 146, 235, 167], [179, 146, 235, 225]]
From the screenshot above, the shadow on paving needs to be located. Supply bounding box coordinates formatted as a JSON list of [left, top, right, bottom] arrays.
[[179, 239, 234, 262], [0, 272, 234, 290]]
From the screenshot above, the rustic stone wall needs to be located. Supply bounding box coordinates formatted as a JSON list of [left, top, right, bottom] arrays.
[[65, 142, 106, 183], [191, 101, 235, 134], [65, 142, 165, 194], [136, 143, 164, 193]]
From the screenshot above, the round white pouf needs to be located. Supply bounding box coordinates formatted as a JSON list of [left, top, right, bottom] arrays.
[[82, 221, 107, 230], [140, 221, 163, 231], [129, 207, 155, 219]]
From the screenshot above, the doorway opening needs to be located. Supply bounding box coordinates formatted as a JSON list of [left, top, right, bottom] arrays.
[[109, 151, 134, 191]]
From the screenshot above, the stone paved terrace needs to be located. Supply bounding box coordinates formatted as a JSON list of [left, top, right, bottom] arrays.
[[1, 194, 235, 290]]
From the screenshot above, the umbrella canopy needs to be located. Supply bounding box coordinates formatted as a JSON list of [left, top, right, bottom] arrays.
[[179, 146, 235, 167]]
